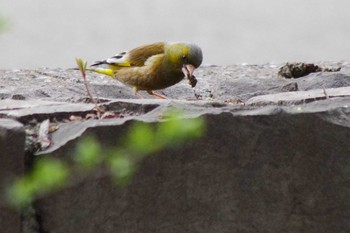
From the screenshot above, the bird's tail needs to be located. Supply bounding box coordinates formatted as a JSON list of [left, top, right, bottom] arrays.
[[68, 67, 115, 77], [87, 68, 115, 77]]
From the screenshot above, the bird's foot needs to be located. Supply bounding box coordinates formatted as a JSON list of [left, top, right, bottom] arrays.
[[135, 92, 145, 99], [147, 90, 166, 99]]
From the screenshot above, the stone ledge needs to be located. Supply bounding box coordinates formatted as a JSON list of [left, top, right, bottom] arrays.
[[1, 63, 350, 233]]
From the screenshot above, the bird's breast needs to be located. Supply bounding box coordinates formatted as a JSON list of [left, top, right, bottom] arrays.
[[115, 66, 184, 91]]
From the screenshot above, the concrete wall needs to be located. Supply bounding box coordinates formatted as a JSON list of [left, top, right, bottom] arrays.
[[0, 119, 25, 233], [35, 112, 350, 233]]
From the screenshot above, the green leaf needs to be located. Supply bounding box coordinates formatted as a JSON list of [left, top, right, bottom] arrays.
[[0, 15, 9, 33], [125, 123, 159, 155], [8, 158, 69, 208], [108, 152, 136, 186], [75, 57, 87, 71], [157, 117, 205, 147], [74, 136, 103, 169]]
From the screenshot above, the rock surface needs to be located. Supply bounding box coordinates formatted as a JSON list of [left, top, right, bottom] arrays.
[[0, 62, 350, 233], [0, 119, 25, 233]]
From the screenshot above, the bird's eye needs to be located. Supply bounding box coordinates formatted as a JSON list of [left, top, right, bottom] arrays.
[[182, 55, 187, 60]]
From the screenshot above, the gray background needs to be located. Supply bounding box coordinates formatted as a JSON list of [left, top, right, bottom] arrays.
[[1, 0, 349, 68]]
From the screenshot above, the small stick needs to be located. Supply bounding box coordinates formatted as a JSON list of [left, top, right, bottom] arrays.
[[75, 58, 103, 117]]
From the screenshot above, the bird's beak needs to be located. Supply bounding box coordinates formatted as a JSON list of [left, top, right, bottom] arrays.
[[182, 64, 196, 78]]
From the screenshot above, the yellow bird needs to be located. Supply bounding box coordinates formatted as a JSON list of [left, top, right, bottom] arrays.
[[88, 42, 203, 99]]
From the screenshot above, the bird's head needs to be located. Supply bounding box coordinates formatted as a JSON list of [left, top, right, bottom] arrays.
[[165, 42, 203, 78]]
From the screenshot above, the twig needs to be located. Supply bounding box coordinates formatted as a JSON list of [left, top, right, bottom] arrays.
[[75, 58, 103, 118]]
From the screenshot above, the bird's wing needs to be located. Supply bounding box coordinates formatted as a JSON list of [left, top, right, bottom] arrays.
[[91, 42, 166, 67]]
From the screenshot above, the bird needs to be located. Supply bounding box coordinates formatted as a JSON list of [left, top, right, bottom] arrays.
[[87, 42, 203, 99]]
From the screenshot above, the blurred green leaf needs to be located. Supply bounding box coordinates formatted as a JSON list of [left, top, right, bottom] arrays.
[[157, 117, 204, 147], [31, 158, 69, 190], [7, 178, 35, 208], [8, 158, 69, 208], [74, 135, 102, 169], [125, 113, 204, 155], [108, 151, 135, 186], [125, 123, 158, 155], [75, 57, 87, 71], [0, 15, 8, 32]]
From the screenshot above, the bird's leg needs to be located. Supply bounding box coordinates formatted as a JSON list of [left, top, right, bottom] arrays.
[[147, 90, 166, 99], [133, 87, 144, 99], [135, 92, 145, 99]]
